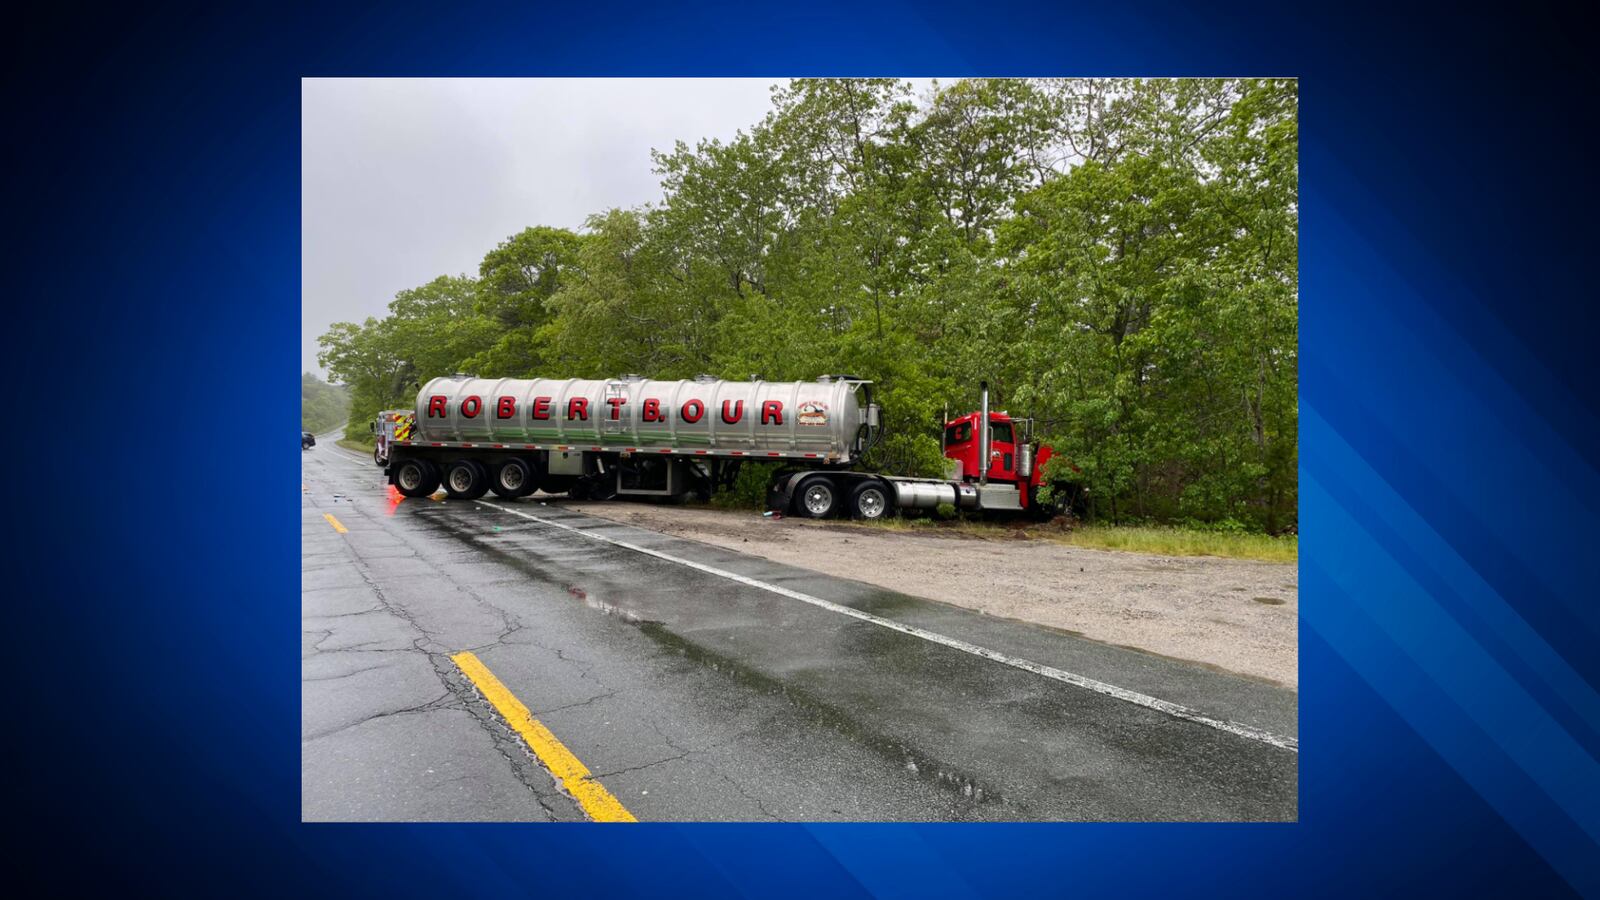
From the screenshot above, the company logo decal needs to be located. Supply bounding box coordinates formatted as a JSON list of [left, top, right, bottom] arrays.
[[798, 401, 829, 426]]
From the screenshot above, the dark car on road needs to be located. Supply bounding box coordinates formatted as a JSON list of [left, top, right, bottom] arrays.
[[302, 431, 316, 450]]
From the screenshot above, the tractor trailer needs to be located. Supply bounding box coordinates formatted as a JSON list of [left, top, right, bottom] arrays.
[[383, 374, 1071, 520]]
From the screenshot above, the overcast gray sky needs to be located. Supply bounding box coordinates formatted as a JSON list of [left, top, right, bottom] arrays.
[[301, 78, 792, 377]]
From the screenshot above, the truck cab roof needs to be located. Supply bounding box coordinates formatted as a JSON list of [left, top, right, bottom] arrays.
[[944, 411, 1018, 448], [945, 410, 1016, 428]]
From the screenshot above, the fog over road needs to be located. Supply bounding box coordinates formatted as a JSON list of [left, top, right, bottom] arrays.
[[302, 440, 1297, 822]]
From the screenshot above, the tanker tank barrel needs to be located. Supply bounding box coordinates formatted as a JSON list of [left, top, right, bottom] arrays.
[[408, 374, 872, 464]]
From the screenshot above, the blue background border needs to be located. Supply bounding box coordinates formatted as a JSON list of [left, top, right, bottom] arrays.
[[12, 1, 1596, 895]]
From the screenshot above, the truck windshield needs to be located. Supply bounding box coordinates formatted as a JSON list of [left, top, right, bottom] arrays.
[[989, 422, 1013, 443]]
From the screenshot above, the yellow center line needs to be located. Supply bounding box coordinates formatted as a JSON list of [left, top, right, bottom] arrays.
[[323, 513, 348, 533], [451, 651, 637, 823]]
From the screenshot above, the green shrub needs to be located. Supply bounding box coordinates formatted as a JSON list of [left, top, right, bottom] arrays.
[[711, 462, 781, 509]]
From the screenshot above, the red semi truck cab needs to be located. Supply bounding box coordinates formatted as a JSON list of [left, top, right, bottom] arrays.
[[941, 409, 1056, 508]]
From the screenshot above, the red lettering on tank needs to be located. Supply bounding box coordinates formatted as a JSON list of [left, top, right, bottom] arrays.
[[680, 399, 704, 423], [567, 397, 589, 421], [761, 400, 784, 425], [642, 399, 663, 422], [532, 397, 552, 420], [721, 400, 744, 424], [606, 396, 626, 420], [428, 396, 447, 417], [496, 396, 516, 419], [461, 395, 482, 418]]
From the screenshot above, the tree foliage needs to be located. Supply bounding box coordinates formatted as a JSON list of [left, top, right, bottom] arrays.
[[300, 372, 350, 434], [317, 78, 1298, 531]]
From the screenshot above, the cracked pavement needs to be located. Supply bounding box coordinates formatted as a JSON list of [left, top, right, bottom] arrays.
[[303, 442, 1297, 821]]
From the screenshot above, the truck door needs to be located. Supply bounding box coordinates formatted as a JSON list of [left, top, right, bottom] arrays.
[[987, 420, 1015, 481]]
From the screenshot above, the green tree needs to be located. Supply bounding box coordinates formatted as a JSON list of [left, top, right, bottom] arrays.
[[316, 317, 410, 438], [467, 226, 583, 375]]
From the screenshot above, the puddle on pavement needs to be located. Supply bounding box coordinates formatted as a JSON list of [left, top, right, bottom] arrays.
[[1252, 597, 1286, 606], [564, 584, 662, 626]]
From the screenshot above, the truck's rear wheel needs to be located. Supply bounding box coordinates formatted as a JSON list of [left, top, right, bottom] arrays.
[[393, 459, 440, 498], [848, 480, 891, 521], [491, 458, 534, 498], [796, 476, 839, 519], [443, 460, 489, 500]]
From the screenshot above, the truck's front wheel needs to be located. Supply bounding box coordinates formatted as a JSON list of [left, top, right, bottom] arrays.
[[393, 459, 440, 498], [796, 476, 839, 519]]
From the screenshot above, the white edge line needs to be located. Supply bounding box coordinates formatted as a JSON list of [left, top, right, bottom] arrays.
[[316, 444, 375, 467], [478, 500, 1298, 753]]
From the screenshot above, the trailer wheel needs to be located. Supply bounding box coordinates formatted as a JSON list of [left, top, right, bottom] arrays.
[[490, 458, 534, 498], [443, 460, 489, 500], [848, 480, 892, 521], [796, 476, 839, 519], [393, 459, 439, 498]]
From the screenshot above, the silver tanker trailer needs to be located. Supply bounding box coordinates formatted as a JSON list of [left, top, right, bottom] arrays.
[[384, 373, 1069, 520]]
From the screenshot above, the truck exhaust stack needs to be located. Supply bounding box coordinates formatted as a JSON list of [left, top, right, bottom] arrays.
[[979, 381, 990, 487]]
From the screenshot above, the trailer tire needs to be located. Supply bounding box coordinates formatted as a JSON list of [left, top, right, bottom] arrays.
[[393, 459, 440, 498], [443, 460, 489, 500], [848, 480, 892, 521], [795, 476, 839, 519], [490, 458, 534, 498]]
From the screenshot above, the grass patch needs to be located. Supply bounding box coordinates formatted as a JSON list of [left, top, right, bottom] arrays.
[[336, 437, 375, 456], [820, 516, 1296, 562], [1060, 524, 1297, 563]]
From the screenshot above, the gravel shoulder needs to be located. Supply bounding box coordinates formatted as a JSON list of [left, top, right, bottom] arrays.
[[569, 500, 1299, 690]]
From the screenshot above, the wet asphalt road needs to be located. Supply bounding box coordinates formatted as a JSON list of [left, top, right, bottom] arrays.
[[302, 439, 1298, 822]]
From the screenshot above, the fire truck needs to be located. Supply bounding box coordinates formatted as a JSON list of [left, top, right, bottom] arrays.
[[383, 374, 1073, 520], [368, 409, 413, 467]]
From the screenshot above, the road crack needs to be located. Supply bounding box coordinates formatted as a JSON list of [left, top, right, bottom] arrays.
[[301, 691, 460, 743]]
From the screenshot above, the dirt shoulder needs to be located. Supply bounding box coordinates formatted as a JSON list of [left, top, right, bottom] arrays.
[[574, 501, 1299, 690]]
